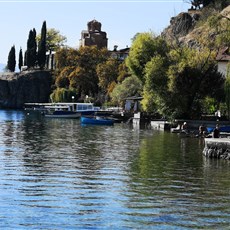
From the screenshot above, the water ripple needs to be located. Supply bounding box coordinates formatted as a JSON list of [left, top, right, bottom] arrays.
[[0, 111, 229, 229]]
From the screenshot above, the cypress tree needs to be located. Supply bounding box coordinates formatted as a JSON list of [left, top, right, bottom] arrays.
[[18, 47, 23, 71], [24, 50, 27, 66], [7, 45, 16, 72], [37, 21, 47, 69], [32, 28, 37, 66], [26, 28, 37, 68]]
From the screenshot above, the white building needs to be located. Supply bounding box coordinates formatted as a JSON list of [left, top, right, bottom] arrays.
[[216, 47, 230, 77]]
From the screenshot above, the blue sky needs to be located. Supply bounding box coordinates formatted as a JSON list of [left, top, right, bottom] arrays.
[[0, 0, 190, 64]]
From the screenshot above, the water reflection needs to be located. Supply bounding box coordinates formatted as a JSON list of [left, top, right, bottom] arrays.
[[0, 110, 229, 229], [127, 132, 230, 228]]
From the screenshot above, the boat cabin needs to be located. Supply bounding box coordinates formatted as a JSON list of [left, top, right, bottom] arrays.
[[24, 102, 100, 113]]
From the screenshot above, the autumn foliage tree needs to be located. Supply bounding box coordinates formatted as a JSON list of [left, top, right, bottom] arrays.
[[53, 46, 109, 102], [96, 58, 120, 94]]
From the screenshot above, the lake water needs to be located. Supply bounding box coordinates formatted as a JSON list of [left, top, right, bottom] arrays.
[[0, 110, 229, 229]]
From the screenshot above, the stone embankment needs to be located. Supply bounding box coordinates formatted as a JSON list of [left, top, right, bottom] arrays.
[[203, 138, 230, 160], [0, 70, 53, 109], [0, 72, 19, 81]]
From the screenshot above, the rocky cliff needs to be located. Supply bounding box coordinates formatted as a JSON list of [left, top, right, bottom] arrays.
[[162, 5, 230, 48], [0, 70, 53, 109], [161, 10, 201, 42]]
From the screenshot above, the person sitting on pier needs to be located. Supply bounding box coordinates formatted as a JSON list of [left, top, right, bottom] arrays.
[[199, 124, 207, 137], [181, 122, 189, 134], [213, 124, 220, 138]]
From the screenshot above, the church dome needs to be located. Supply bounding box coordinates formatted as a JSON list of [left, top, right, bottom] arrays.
[[87, 19, 102, 32]]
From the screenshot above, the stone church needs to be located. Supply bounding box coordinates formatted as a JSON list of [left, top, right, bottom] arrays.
[[79, 19, 108, 49]]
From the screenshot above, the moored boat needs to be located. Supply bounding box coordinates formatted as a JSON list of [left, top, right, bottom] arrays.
[[25, 102, 100, 118], [81, 116, 114, 126], [45, 110, 80, 118]]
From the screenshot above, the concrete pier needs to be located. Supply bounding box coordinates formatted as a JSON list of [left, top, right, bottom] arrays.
[[132, 112, 152, 129], [203, 138, 230, 160], [150, 120, 171, 130]]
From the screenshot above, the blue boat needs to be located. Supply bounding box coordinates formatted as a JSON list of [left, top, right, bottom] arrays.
[[207, 126, 230, 133], [81, 116, 114, 126]]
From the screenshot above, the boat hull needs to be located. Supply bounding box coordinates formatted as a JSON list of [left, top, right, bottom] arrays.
[[45, 111, 80, 118], [81, 116, 114, 125]]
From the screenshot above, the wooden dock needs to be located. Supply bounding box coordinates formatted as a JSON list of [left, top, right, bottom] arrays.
[[203, 138, 230, 160]]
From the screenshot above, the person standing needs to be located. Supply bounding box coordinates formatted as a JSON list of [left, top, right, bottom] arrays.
[[213, 124, 220, 138]]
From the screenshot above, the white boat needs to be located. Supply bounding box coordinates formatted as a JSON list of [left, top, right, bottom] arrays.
[[24, 102, 100, 118]]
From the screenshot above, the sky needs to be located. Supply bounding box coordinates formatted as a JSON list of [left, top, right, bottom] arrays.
[[0, 0, 190, 65]]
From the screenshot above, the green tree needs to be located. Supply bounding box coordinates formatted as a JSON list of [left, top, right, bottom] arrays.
[[7, 45, 16, 72], [37, 21, 47, 69], [166, 47, 224, 119], [142, 55, 169, 115], [126, 32, 169, 83], [50, 88, 78, 103], [110, 76, 142, 107], [130, 33, 225, 119], [18, 47, 23, 71], [37, 28, 67, 52]]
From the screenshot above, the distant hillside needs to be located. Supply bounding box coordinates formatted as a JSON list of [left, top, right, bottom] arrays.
[[0, 63, 20, 73], [0, 63, 6, 72]]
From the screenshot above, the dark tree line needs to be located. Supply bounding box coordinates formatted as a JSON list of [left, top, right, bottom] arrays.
[[6, 20, 47, 72], [185, 0, 230, 9]]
